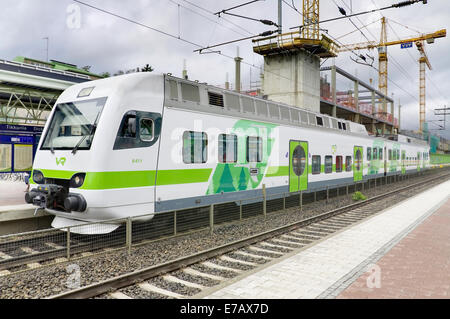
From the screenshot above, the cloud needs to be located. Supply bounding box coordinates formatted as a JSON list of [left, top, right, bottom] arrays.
[[1, 0, 448, 138]]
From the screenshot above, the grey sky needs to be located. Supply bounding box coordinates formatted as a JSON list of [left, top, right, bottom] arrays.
[[1, 0, 449, 138]]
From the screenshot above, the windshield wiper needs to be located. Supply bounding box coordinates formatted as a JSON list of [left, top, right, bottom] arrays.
[[71, 112, 101, 155], [50, 138, 55, 154]]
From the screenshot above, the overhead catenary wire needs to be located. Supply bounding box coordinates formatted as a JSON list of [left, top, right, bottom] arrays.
[[214, 0, 263, 16], [337, 0, 424, 106], [369, 0, 447, 115], [168, 0, 249, 38], [179, 0, 254, 36], [72, 0, 294, 84], [289, 0, 428, 30], [284, 0, 422, 114]]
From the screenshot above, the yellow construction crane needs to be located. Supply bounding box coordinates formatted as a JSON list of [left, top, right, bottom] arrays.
[[416, 40, 431, 132], [338, 18, 446, 132]]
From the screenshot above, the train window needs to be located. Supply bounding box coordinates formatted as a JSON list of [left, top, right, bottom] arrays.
[[338, 122, 342, 130], [388, 149, 392, 160], [379, 148, 383, 160], [345, 156, 352, 172], [218, 134, 237, 163], [336, 156, 343, 173], [114, 111, 162, 150], [292, 145, 306, 176], [181, 83, 200, 103], [325, 155, 333, 174], [139, 118, 154, 142], [367, 147, 371, 161], [342, 123, 347, 130], [183, 131, 208, 164], [246, 136, 262, 163], [316, 116, 323, 126], [373, 147, 378, 160], [355, 149, 362, 170], [120, 114, 136, 138], [312, 155, 321, 174]]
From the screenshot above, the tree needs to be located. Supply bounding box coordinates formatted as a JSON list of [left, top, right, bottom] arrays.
[[112, 65, 153, 76], [141, 64, 154, 72], [99, 72, 110, 78], [81, 65, 91, 72]]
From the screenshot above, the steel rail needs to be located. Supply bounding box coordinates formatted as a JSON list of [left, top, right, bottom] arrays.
[[48, 170, 450, 299]]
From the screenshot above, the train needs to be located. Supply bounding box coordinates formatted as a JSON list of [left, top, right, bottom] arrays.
[[25, 73, 431, 234]]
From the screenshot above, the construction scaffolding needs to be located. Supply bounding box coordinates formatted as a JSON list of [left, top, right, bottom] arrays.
[[320, 65, 397, 136]]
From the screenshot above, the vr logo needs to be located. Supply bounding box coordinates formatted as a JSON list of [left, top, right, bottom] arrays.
[[56, 157, 66, 166]]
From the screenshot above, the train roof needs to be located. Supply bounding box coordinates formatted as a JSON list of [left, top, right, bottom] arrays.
[[163, 74, 429, 149], [164, 74, 368, 137], [59, 72, 428, 149]]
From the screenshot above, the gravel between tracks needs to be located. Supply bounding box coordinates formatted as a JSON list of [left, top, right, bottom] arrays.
[[0, 171, 447, 299]]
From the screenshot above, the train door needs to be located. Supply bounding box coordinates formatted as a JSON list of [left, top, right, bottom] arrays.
[[417, 152, 421, 172], [401, 150, 406, 174], [289, 140, 308, 192], [353, 146, 363, 182], [384, 146, 387, 176]]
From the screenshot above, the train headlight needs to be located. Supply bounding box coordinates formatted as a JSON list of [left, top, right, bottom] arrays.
[[32, 170, 44, 184], [70, 173, 86, 188]]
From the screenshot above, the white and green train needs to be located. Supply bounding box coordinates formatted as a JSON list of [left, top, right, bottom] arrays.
[[25, 73, 430, 233]]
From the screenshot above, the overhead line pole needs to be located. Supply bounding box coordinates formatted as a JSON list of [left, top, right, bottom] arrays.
[[278, 0, 282, 34]]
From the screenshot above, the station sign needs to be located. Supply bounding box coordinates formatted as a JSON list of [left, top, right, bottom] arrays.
[[401, 42, 413, 49], [0, 124, 43, 134], [0, 124, 42, 173], [0, 135, 34, 144]]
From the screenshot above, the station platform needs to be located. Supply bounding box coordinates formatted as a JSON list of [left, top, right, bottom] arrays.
[[201, 178, 450, 299], [0, 180, 27, 206], [0, 180, 50, 235]]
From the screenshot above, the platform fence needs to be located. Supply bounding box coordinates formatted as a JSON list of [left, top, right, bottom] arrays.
[[0, 167, 444, 265]]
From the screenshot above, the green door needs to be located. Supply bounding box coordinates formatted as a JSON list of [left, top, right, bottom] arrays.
[[401, 150, 406, 174], [417, 152, 421, 172], [353, 146, 363, 182], [289, 140, 308, 192]]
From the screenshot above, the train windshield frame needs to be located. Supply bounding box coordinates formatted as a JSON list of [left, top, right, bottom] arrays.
[[40, 97, 107, 151]]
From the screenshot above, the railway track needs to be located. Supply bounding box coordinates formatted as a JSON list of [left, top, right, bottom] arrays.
[[0, 232, 120, 273], [48, 170, 450, 299], [0, 169, 441, 278]]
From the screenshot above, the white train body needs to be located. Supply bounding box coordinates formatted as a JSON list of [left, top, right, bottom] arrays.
[[26, 73, 430, 233]]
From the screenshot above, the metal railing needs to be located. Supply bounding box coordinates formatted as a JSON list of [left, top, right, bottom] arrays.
[[0, 167, 443, 269]]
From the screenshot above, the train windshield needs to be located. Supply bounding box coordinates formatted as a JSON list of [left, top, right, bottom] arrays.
[[41, 97, 107, 151]]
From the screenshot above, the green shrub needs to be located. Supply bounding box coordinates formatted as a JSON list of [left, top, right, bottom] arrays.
[[352, 191, 367, 201]]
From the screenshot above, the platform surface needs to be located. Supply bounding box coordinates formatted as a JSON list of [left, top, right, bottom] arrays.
[[337, 197, 450, 299], [0, 180, 27, 206], [201, 178, 450, 299]]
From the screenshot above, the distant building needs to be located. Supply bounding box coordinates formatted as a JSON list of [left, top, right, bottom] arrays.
[[13, 56, 103, 80]]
